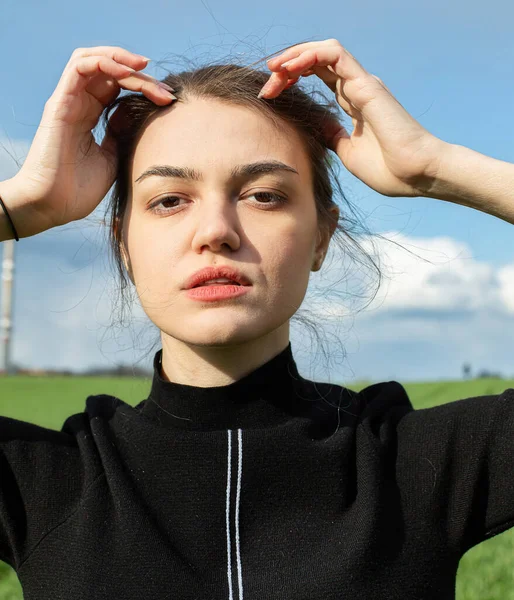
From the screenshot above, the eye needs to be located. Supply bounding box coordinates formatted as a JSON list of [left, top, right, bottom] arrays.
[[246, 191, 287, 206], [148, 196, 186, 214], [147, 191, 287, 215]]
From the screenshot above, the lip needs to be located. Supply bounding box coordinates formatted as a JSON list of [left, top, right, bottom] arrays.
[[186, 284, 250, 302], [183, 265, 252, 290]]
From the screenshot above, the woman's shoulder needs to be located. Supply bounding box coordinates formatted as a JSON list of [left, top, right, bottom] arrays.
[[332, 380, 513, 457]]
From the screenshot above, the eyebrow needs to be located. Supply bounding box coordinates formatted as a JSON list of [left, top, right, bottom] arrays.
[[134, 160, 299, 184]]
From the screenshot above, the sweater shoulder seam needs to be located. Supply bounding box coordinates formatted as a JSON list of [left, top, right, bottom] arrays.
[[16, 470, 106, 573]]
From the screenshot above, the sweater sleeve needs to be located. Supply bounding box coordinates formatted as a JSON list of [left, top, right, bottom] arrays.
[[394, 389, 514, 556], [0, 415, 87, 569]]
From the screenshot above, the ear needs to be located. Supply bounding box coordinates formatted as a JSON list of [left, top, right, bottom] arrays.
[[312, 205, 339, 271], [120, 241, 135, 285]]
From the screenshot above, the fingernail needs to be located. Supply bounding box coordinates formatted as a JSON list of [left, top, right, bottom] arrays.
[[257, 84, 271, 99], [157, 81, 176, 93], [160, 90, 177, 100]]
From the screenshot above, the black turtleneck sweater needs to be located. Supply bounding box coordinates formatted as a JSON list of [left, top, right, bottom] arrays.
[[1, 342, 514, 599]]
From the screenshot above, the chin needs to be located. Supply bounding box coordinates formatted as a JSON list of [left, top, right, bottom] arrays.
[[163, 321, 265, 348]]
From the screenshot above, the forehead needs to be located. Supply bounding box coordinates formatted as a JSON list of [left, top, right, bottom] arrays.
[[131, 97, 312, 182]]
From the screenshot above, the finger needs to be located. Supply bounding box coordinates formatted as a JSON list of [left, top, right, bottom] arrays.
[[258, 69, 290, 98], [68, 46, 150, 71], [283, 77, 300, 90], [284, 69, 330, 92], [276, 46, 367, 86], [258, 64, 336, 100], [266, 38, 341, 70], [107, 68, 176, 104], [55, 56, 175, 106], [322, 117, 351, 152], [56, 56, 135, 97], [322, 74, 360, 119], [269, 45, 397, 122], [85, 76, 120, 107], [298, 67, 336, 89], [260, 46, 366, 101], [267, 39, 368, 79], [308, 65, 339, 93], [259, 62, 338, 100]]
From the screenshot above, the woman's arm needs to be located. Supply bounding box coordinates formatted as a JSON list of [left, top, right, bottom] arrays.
[[263, 39, 514, 226], [420, 143, 514, 225], [0, 177, 55, 241]]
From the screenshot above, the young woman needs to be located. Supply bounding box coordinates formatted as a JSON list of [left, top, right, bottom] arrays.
[[0, 39, 513, 599]]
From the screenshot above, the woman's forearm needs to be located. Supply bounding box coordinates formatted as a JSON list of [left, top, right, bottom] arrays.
[[0, 178, 25, 242], [0, 177, 56, 241], [421, 143, 514, 224]]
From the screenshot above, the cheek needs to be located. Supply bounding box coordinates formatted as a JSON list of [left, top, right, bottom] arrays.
[[127, 235, 180, 294], [264, 226, 316, 295]]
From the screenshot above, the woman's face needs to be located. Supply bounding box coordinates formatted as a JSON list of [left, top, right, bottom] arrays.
[[123, 97, 329, 348]]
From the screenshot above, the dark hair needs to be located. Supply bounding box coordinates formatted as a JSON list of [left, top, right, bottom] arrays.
[[100, 46, 384, 379]]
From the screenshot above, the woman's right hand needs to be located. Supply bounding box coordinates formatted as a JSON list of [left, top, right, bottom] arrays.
[[2, 46, 176, 239]]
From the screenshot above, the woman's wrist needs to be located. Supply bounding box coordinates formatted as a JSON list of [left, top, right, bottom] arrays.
[[418, 142, 514, 224], [0, 176, 55, 241]]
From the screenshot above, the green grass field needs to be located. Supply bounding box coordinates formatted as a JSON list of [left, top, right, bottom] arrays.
[[0, 375, 513, 599]]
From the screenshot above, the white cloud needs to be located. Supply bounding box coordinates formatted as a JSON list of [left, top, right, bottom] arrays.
[[299, 231, 514, 382], [362, 233, 503, 314], [497, 264, 514, 313], [305, 231, 513, 319]]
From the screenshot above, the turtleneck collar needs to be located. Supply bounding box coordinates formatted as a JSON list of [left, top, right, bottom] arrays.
[[137, 342, 319, 431]]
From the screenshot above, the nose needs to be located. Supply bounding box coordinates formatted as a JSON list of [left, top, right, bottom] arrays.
[[191, 198, 241, 254]]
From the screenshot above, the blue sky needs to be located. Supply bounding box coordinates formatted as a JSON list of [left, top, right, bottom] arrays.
[[0, 0, 513, 384]]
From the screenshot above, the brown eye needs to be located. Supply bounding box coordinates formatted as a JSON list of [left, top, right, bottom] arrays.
[[147, 191, 287, 215], [148, 196, 185, 213], [247, 191, 287, 205]]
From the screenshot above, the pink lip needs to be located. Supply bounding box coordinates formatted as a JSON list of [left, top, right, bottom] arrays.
[[184, 265, 251, 290], [186, 284, 250, 302]]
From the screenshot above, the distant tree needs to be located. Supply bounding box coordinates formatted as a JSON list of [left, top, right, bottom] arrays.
[[82, 364, 151, 377], [476, 368, 503, 379], [462, 362, 472, 380]]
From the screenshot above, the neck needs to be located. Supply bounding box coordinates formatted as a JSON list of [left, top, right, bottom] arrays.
[[159, 324, 290, 387]]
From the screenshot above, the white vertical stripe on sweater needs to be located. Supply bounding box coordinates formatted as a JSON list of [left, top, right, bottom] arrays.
[[226, 429, 233, 599], [235, 429, 244, 600]]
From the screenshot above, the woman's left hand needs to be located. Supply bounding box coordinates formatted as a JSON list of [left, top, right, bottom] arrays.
[[262, 39, 446, 198]]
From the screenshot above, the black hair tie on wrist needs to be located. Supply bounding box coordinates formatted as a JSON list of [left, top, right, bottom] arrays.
[[0, 195, 20, 241]]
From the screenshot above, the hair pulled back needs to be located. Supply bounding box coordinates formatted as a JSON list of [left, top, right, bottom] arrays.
[[100, 46, 383, 376]]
